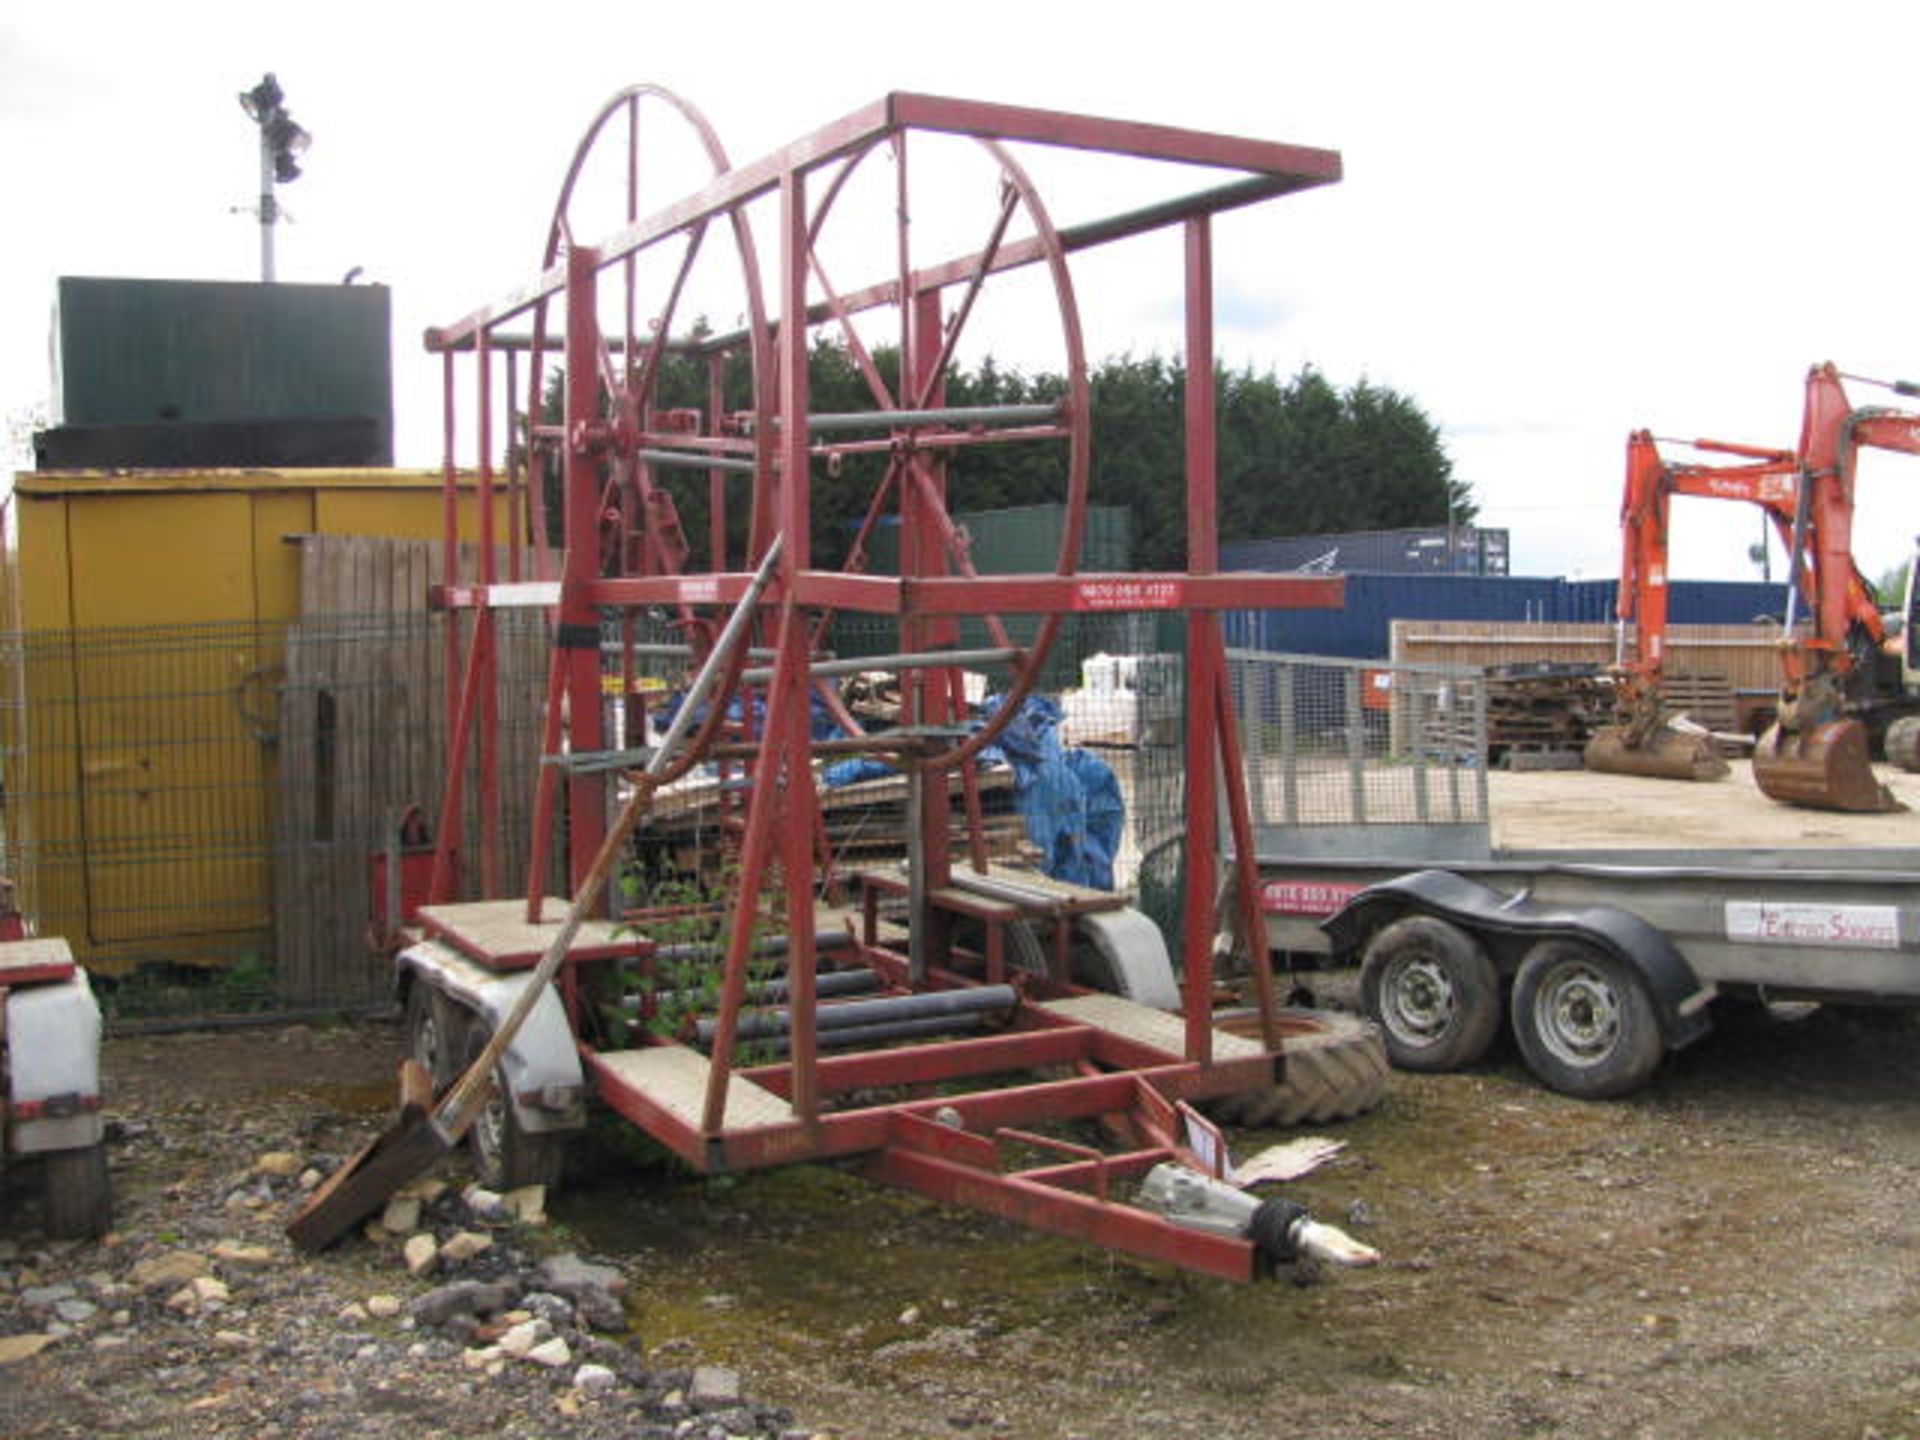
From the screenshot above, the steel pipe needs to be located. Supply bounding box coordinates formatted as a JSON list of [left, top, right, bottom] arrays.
[[694, 983, 1018, 1045], [637, 446, 756, 474], [803, 403, 1061, 434], [634, 964, 878, 1012], [600, 642, 782, 661], [751, 1012, 988, 1056], [740, 647, 1018, 685]]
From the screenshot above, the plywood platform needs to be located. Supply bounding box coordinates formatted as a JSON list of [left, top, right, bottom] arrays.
[[1037, 992, 1267, 1059], [857, 861, 1129, 913], [594, 1043, 792, 1130], [0, 937, 77, 986], [415, 899, 647, 971]]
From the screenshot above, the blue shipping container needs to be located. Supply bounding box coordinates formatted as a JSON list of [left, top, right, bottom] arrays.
[[1225, 572, 1792, 660]]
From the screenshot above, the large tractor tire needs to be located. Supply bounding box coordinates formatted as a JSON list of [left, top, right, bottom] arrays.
[[1206, 1007, 1389, 1129]]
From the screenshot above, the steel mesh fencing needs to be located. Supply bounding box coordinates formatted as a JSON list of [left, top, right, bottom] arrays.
[[0, 606, 1478, 1021], [1128, 650, 1489, 946], [0, 613, 557, 1024]]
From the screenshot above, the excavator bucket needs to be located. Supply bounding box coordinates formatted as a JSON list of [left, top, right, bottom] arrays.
[[1751, 719, 1904, 813], [1584, 724, 1730, 782]]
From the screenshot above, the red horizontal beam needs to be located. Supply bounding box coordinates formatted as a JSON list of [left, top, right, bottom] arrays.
[[742, 1026, 1096, 1097], [888, 93, 1341, 183], [903, 572, 1345, 615], [869, 1144, 1256, 1283], [427, 93, 1341, 350], [580, 570, 1342, 617], [587, 1035, 1264, 1173], [789, 572, 905, 614], [585, 573, 767, 608]]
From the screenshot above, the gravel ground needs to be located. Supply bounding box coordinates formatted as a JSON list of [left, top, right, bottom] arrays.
[[6, 1004, 1920, 1439], [0, 1024, 805, 1440]]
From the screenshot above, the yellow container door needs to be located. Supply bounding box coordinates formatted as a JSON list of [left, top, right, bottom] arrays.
[[64, 493, 272, 953]]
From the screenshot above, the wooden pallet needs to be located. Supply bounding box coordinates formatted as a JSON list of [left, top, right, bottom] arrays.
[[1659, 670, 1738, 735]]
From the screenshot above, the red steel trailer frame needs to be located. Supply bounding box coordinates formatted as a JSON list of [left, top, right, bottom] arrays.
[[416, 89, 1350, 1281]]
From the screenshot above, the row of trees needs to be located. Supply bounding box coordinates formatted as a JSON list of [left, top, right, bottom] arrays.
[[557, 340, 1473, 572]]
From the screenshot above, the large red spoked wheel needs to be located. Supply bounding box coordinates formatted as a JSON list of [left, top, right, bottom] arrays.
[[794, 126, 1092, 769], [525, 85, 775, 789]]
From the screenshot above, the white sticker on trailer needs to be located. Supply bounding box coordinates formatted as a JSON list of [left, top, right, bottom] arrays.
[[1724, 901, 1901, 950]]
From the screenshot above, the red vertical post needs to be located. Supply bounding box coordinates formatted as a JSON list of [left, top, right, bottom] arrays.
[[432, 349, 463, 902], [477, 333, 500, 899], [707, 352, 729, 570], [1181, 217, 1218, 1066], [776, 166, 819, 1124], [704, 166, 821, 1134], [562, 245, 609, 891], [905, 285, 956, 980], [505, 347, 523, 582]]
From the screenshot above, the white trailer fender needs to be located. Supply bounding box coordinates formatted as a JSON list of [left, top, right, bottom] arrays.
[[6, 971, 106, 1154], [397, 940, 586, 1136]]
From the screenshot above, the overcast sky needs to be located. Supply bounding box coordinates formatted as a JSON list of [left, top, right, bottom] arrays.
[[7, 2, 1920, 587]]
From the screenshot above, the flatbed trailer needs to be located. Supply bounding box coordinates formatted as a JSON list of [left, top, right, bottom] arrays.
[[1225, 653, 1920, 1097]]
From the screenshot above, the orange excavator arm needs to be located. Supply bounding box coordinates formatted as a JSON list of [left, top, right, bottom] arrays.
[[1613, 429, 1798, 698], [1751, 363, 1920, 811], [1786, 363, 1920, 674]]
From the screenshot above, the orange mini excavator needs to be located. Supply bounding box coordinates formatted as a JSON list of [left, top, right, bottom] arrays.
[[1749, 364, 1920, 811], [1591, 364, 1920, 809], [1587, 429, 1794, 782]]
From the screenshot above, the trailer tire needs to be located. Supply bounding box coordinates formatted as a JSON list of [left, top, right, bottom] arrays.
[[1206, 1008, 1388, 1128], [404, 980, 457, 1090], [1511, 939, 1664, 1099], [1359, 915, 1503, 1072], [43, 1142, 112, 1241], [462, 1020, 565, 1193]]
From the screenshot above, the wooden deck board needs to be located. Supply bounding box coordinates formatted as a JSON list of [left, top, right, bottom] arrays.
[[1036, 992, 1265, 1059], [0, 937, 77, 985], [416, 898, 646, 970], [595, 1044, 792, 1130]]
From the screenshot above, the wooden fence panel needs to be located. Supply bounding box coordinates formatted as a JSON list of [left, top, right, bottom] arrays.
[[1389, 619, 1789, 694], [274, 536, 544, 1004]]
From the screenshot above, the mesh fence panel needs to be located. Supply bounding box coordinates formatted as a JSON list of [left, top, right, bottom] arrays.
[[0, 610, 1481, 1023], [1127, 650, 1489, 944], [0, 613, 558, 1024]]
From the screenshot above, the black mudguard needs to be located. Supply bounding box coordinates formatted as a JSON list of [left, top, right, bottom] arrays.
[[1323, 869, 1713, 1050]]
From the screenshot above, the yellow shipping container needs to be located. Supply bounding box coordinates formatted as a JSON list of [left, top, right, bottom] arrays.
[[6, 467, 511, 975]]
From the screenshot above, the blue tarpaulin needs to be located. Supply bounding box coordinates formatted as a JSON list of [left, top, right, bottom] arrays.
[[978, 696, 1122, 890], [819, 694, 1125, 890]]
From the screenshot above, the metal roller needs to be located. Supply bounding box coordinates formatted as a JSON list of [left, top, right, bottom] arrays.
[[694, 983, 1019, 1046]]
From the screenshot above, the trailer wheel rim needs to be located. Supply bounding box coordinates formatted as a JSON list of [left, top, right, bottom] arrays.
[[405, 987, 446, 1083], [471, 1073, 510, 1178], [1378, 955, 1460, 1046], [461, 1022, 511, 1183], [1531, 959, 1623, 1067]]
